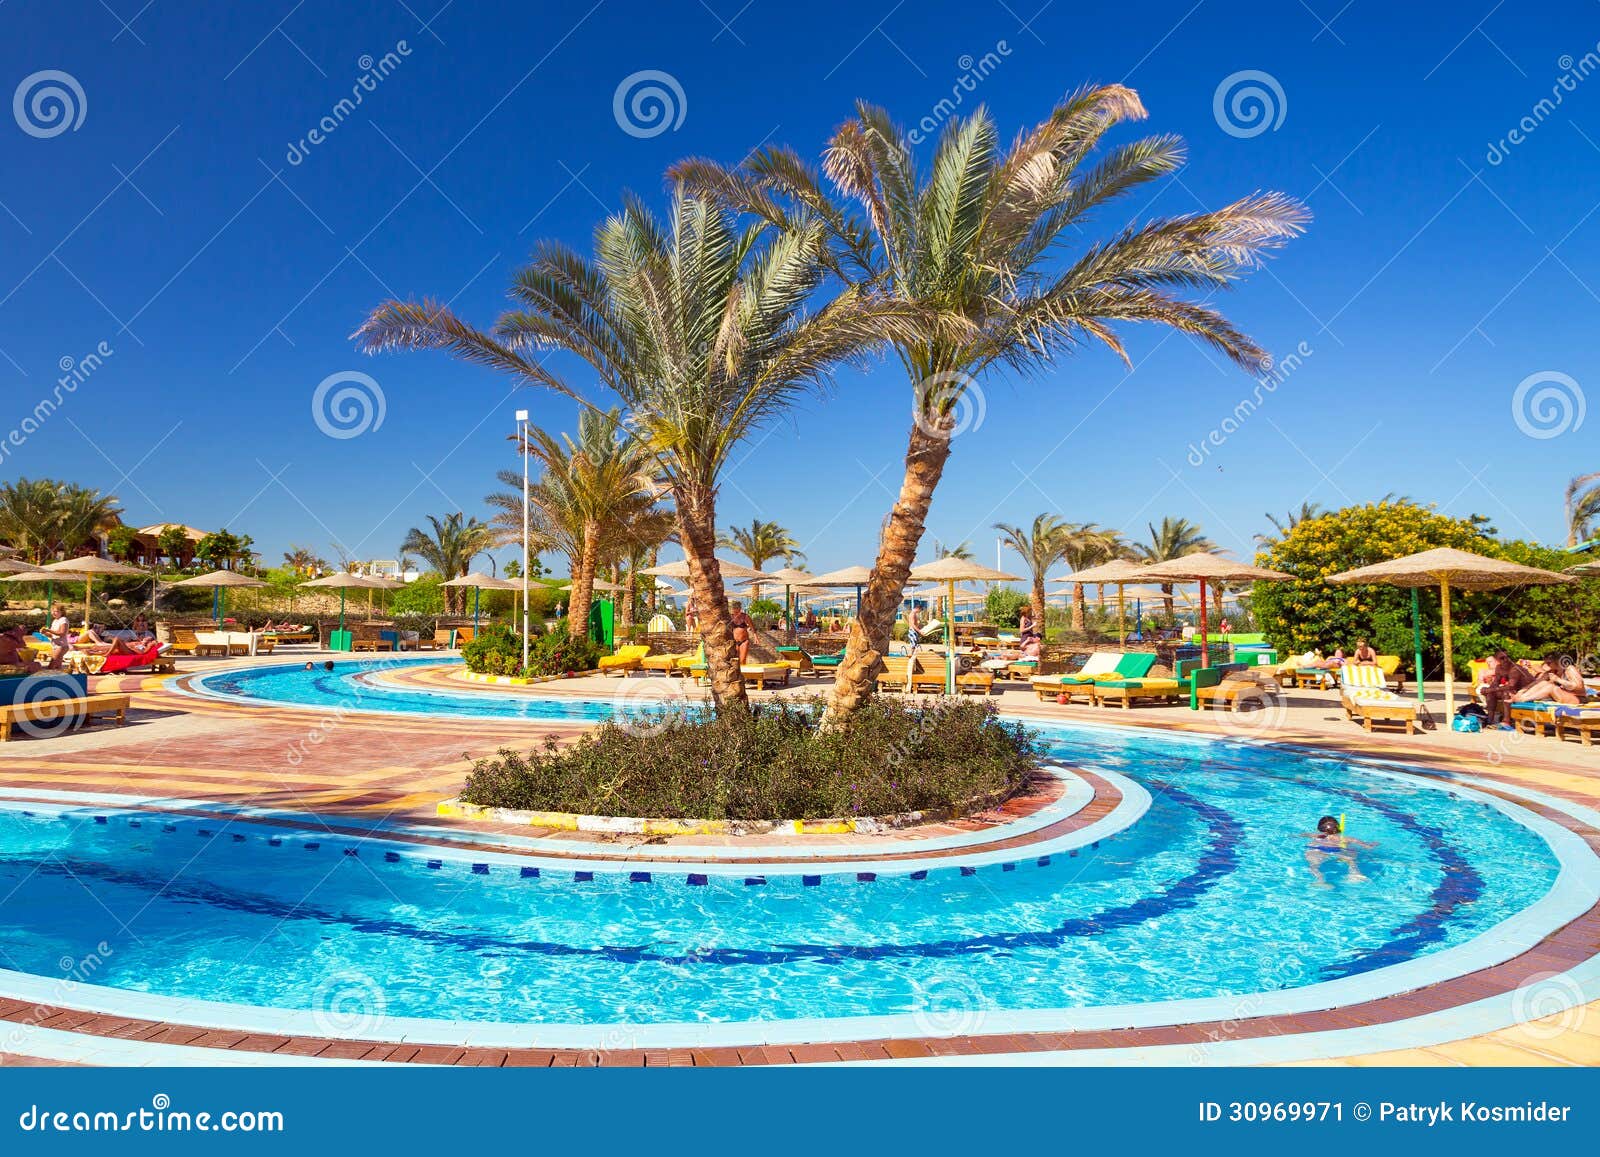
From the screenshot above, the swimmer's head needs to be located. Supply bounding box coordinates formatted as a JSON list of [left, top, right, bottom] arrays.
[[323, 660, 335, 672], [303, 661, 313, 671], [1316, 816, 1340, 835]]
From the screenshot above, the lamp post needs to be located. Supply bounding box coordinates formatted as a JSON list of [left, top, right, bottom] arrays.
[[516, 408, 530, 673]]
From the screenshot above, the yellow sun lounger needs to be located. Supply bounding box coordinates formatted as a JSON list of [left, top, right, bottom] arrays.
[[597, 644, 651, 675]]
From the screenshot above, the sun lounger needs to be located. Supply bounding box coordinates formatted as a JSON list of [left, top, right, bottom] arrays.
[[598, 644, 651, 675], [84, 642, 173, 676], [1509, 702, 1600, 745], [1338, 665, 1417, 734], [740, 664, 792, 689], [1031, 651, 1124, 701], [876, 655, 945, 694], [0, 692, 130, 741], [914, 655, 995, 696], [641, 648, 694, 675], [1040, 652, 1160, 705], [806, 647, 846, 670], [1091, 677, 1183, 708], [773, 646, 817, 676]]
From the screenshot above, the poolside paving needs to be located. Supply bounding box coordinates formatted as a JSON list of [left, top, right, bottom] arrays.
[[0, 650, 1595, 1067]]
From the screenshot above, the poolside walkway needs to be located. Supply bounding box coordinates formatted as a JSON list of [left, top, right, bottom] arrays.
[[0, 651, 1595, 1067]]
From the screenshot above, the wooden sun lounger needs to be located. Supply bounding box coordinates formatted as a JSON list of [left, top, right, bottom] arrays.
[[0, 693, 130, 741]]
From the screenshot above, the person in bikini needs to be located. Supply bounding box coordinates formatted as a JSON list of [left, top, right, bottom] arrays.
[[729, 600, 752, 666], [1302, 816, 1376, 887], [1481, 650, 1535, 728], [1349, 638, 1379, 667], [1520, 655, 1586, 706]]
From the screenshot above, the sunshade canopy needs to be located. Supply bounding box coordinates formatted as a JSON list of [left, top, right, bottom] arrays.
[[43, 555, 148, 577], [1050, 558, 1146, 584], [169, 569, 267, 588], [441, 572, 519, 589], [1325, 547, 1575, 590], [801, 565, 876, 585], [907, 559, 1021, 583], [1124, 552, 1292, 583], [301, 572, 383, 589], [641, 558, 767, 581]]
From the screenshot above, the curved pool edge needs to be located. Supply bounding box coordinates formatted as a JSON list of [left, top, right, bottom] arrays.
[[0, 760, 1592, 1062]]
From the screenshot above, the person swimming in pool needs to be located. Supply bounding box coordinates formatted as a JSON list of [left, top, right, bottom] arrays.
[[1302, 815, 1376, 887]]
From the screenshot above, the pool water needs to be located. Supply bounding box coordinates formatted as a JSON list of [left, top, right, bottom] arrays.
[[0, 714, 1563, 1029]]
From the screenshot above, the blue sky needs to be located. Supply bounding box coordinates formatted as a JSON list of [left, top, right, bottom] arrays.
[[2, 0, 1596, 577]]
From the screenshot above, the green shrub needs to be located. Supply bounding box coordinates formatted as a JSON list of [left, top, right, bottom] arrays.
[[525, 631, 601, 676], [390, 573, 445, 615], [462, 626, 524, 676], [461, 695, 1040, 820], [985, 586, 1027, 627]]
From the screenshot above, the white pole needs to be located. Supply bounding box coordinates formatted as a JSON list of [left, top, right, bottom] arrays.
[[517, 408, 530, 672]]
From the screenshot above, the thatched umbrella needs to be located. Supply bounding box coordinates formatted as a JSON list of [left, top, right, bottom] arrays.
[[1052, 557, 1148, 645], [169, 569, 267, 623], [41, 555, 150, 626], [0, 556, 33, 574], [908, 558, 1022, 693], [1326, 547, 1574, 715], [443, 572, 517, 630], [1126, 553, 1292, 664], [301, 572, 381, 635], [1566, 558, 1600, 576], [641, 557, 767, 581], [740, 566, 813, 635], [561, 578, 624, 592], [798, 565, 877, 619]]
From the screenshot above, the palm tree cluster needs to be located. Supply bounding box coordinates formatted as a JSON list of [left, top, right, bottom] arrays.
[[399, 513, 496, 614], [719, 519, 805, 601], [486, 408, 672, 638], [1567, 472, 1600, 547], [0, 478, 123, 563], [357, 85, 1303, 718]]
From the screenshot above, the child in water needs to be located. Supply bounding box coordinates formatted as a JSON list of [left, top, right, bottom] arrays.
[[1302, 815, 1376, 887]]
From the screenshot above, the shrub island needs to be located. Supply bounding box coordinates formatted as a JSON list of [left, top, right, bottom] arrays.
[[461, 695, 1042, 822]]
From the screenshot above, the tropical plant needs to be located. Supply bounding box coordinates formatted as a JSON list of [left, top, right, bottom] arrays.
[[282, 545, 318, 575], [195, 529, 241, 571], [1566, 471, 1600, 546], [0, 478, 123, 562], [356, 192, 905, 712], [1133, 516, 1214, 619], [1058, 522, 1121, 631], [932, 539, 974, 560], [983, 585, 1028, 628], [993, 514, 1077, 632], [156, 526, 194, 569], [1258, 502, 1324, 545], [675, 87, 1305, 722], [399, 513, 495, 613], [104, 525, 139, 562], [718, 519, 805, 600], [486, 409, 666, 638]]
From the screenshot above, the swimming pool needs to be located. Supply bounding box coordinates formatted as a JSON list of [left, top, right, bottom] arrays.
[[1, 701, 1589, 1049]]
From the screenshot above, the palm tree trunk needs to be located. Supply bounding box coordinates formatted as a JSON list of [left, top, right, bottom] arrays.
[[1030, 580, 1046, 637], [824, 424, 951, 724], [568, 520, 600, 640], [676, 481, 748, 713], [1161, 583, 1174, 621], [617, 562, 636, 636], [647, 547, 659, 616], [1071, 584, 1087, 633]]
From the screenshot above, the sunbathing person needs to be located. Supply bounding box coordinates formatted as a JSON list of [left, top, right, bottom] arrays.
[[1520, 655, 1586, 706], [0, 625, 43, 673], [1480, 650, 1534, 728], [71, 623, 148, 657], [1349, 639, 1379, 666]]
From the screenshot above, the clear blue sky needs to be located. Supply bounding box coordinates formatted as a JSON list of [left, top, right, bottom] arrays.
[[2, 0, 1596, 577]]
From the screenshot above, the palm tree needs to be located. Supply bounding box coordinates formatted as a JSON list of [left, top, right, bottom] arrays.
[[355, 193, 903, 711], [486, 409, 662, 638], [1133, 516, 1214, 620], [1058, 522, 1121, 631], [718, 519, 805, 600], [993, 515, 1077, 633], [0, 478, 122, 562], [1565, 472, 1600, 547], [399, 513, 495, 614], [282, 545, 318, 575], [675, 87, 1305, 722], [1257, 502, 1323, 545], [932, 539, 974, 560]]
